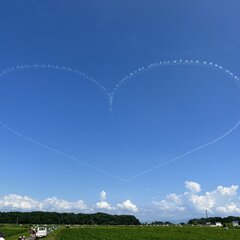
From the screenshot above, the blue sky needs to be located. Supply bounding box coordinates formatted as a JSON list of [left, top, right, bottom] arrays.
[[0, 0, 240, 221]]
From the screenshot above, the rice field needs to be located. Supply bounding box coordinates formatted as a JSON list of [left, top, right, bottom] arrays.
[[53, 226, 240, 240], [0, 225, 29, 240]]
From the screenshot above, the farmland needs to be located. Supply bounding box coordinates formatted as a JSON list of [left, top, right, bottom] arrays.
[[2, 224, 240, 240], [49, 226, 240, 240], [0, 225, 28, 240]]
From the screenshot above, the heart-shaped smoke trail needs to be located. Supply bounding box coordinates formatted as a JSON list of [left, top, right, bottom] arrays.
[[0, 59, 239, 182]]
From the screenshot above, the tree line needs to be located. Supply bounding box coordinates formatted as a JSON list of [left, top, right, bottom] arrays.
[[149, 221, 173, 225], [188, 216, 240, 225], [0, 211, 141, 225]]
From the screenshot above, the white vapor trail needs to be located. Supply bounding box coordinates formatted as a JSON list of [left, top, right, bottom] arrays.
[[0, 64, 107, 93], [0, 121, 127, 183], [0, 120, 239, 183], [0, 60, 239, 111], [109, 59, 240, 111], [127, 120, 240, 181]]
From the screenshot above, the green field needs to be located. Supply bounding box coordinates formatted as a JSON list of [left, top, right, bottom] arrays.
[[0, 225, 29, 240], [2, 225, 240, 240], [50, 226, 240, 240]]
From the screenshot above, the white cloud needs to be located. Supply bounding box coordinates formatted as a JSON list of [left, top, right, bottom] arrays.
[[117, 200, 139, 213], [43, 197, 87, 211], [96, 201, 116, 211], [152, 193, 185, 218], [216, 185, 238, 196], [0, 191, 139, 215], [100, 191, 107, 201], [185, 181, 201, 193], [2, 183, 240, 220], [0, 194, 87, 212], [216, 203, 240, 214], [95, 190, 115, 211], [152, 181, 240, 219], [95, 191, 138, 213], [0, 194, 41, 211]]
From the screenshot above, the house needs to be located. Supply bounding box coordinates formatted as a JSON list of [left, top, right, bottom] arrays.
[[232, 221, 239, 227], [215, 222, 222, 227]]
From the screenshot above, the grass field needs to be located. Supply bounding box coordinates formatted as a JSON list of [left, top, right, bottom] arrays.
[[2, 225, 239, 240], [0, 225, 29, 240], [51, 226, 240, 240]]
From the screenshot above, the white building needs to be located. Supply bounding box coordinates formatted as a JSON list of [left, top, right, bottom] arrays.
[[232, 221, 239, 227], [215, 222, 222, 227]]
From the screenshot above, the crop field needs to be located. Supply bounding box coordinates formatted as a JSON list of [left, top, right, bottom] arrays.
[[0, 225, 29, 240], [53, 226, 240, 240]]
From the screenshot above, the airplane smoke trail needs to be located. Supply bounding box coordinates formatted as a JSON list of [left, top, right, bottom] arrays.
[[127, 120, 240, 181], [0, 121, 127, 182], [0, 64, 107, 93], [0, 119, 239, 182], [109, 59, 240, 111], [0, 60, 239, 111]]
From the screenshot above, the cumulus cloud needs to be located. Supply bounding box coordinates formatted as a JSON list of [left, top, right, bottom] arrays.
[[44, 197, 87, 211], [95, 191, 138, 213], [185, 181, 201, 193], [100, 191, 107, 201], [2, 183, 240, 219], [95, 190, 115, 211], [0, 191, 139, 215], [216, 185, 238, 196], [117, 200, 139, 213], [96, 201, 116, 211], [0, 194, 41, 211], [152, 181, 240, 219], [0, 194, 87, 212]]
